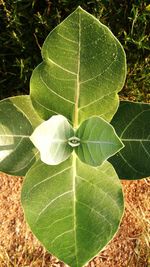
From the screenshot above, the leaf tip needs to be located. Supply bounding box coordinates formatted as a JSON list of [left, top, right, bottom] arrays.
[[75, 5, 85, 13]]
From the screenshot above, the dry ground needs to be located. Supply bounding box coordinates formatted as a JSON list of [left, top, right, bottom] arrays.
[[0, 173, 149, 267]]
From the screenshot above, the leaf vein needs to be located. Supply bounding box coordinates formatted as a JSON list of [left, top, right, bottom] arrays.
[[39, 74, 75, 104], [77, 175, 121, 213], [118, 151, 145, 174], [77, 200, 112, 228], [36, 190, 73, 222], [80, 42, 118, 84], [47, 57, 77, 75], [78, 92, 116, 110], [57, 32, 78, 44], [28, 166, 72, 195], [51, 229, 73, 246], [36, 215, 73, 230], [120, 110, 146, 138]]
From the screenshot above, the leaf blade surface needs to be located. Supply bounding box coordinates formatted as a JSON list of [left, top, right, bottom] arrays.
[[30, 7, 126, 127], [30, 115, 74, 165], [75, 117, 124, 166], [0, 96, 42, 176], [21, 155, 124, 267], [109, 101, 150, 179]]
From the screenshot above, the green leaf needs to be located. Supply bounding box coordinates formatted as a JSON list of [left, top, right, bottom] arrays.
[[30, 6, 126, 128], [30, 115, 74, 165], [109, 101, 150, 179], [0, 96, 42, 176], [21, 155, 124, 267], [75, 117, 124, 166]]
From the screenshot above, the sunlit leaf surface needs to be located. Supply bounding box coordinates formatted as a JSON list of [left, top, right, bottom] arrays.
[[76, 117, 124, 166], [30, 7, 126, 127], [30, 115, 74, 165], [22, 156, 124, 267]]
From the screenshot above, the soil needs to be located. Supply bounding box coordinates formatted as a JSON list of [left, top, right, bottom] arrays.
[[0, 173, 149, 267]]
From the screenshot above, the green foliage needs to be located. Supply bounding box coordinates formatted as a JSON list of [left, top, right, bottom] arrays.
[[22, 157, 124, 267], [0, 96, 42, 175], [3, 7, 126, 266], [75, 117, 123, 166], [30, 115, 74, 165], [30, 7, 126, 125], [0, 5, 149, 267], [110, 101, 150, 179], [30, 114, 123, 167], [0, 0, 149, 101]]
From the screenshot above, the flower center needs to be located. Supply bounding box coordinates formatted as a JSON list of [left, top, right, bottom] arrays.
[[68, 137, 80, 147]]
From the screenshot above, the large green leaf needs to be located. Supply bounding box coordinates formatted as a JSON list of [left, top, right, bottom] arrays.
[[0, 96, 42, 176], [30, 6, 126, 127], [75, 117, 124, 166], [30, 115, 74, 165], [21, 155, 124, 267], [109, 101, 150, 179]]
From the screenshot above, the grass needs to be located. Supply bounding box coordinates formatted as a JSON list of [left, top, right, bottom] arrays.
[[0, 0, 150, 101]]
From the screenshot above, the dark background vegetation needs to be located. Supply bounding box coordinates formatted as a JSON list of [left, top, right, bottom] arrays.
[[0, 0, 150, 101]]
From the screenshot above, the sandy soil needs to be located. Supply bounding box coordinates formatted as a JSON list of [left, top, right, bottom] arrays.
[[0, 173, 149, 267]]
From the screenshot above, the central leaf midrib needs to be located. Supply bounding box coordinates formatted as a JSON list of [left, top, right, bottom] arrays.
[[72, 152, 78, 265], [0, 134, 30, 138], [122, 138, 149, 142], [81, 140, 116, 145], [74, 10, 81, 129], [72, 11, 81, 266]]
